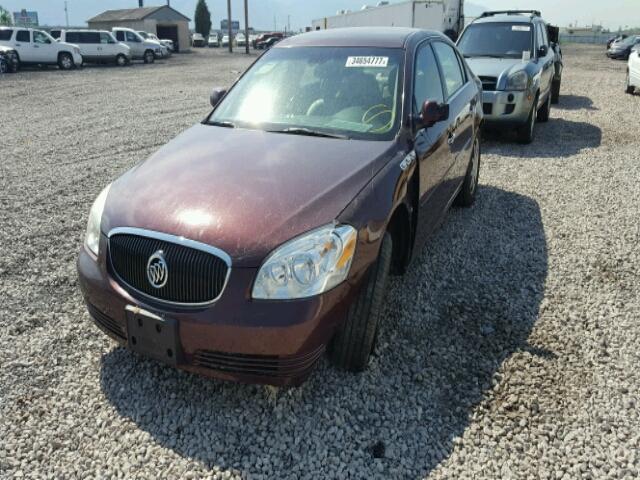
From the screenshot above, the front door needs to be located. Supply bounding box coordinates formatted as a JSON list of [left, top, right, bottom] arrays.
[[413, 42, 455, 247], [125, 31, 143, 57], [31, 30, 57, 63]]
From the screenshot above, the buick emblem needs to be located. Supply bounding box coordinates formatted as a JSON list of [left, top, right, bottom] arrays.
[[146, 250, 168, 289]]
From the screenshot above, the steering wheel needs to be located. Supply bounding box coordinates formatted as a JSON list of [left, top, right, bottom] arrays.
[[362, 104, 393, 131], [306, 99, 325, 116]]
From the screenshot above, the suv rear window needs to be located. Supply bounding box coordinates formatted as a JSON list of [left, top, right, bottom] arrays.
[[0, 29, 12, 41], [458, 22, 533, 59], [16, 30, 30, 42]]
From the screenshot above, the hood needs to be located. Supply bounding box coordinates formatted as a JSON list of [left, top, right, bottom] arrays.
[[103, 124, 394, 267], [465, 57, 525, 79]]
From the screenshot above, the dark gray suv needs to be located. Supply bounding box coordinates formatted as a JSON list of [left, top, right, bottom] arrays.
[[457, 10, 562, 143]]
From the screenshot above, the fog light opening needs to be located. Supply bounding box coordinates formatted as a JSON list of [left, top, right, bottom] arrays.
[[507, 94, 515, 103]]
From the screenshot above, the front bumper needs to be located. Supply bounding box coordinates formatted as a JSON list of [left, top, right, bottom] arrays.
[[607, 50, 628, 59], [72, 52, 83, 66], [77, 236, 358, 386], [481, 89, 534, 125]]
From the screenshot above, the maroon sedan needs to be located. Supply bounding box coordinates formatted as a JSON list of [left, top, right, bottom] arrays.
[[78, 28, 482, 386]]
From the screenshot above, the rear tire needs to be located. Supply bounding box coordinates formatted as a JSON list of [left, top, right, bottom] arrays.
[[143, 50, 155, 64], [626, 72, 635, 94], [517, 97, 537, 144], [551, 79, 561, 104], [454, 135, 481, 207], [329, 232, 392, 372], [58, 52, 74, 70], [0, 59, 7, 74]]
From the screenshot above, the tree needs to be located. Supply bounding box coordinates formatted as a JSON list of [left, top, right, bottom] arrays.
[[0, 5, 12, 26], [194, 0, 212, 38]]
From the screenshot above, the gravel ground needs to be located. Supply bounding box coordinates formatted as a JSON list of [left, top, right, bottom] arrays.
[[1, 45, 639, 479]]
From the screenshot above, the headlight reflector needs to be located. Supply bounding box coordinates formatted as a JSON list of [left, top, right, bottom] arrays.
[[252, 224, 357, 299], [506, 70, 529, 91], [84, 184, 111, 256]]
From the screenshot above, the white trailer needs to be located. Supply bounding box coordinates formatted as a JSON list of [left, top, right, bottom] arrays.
[[312, 1, 465, 40]]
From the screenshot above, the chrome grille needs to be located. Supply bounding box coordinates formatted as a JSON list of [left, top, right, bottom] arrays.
[[108, 230, 230, 305], [479, 76, 498, 91]]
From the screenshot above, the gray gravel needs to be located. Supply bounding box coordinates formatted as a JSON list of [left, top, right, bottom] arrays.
[[1, 45, 639, 479]]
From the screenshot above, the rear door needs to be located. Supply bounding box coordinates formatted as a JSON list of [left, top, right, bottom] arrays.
[[13, 29, 34, 62], [413, 42, 451, 245], [432, 41, 475, 190]]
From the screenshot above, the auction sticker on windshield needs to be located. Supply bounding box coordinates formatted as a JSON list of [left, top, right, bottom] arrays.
[[512, 25, 531, 31], [346, 56, 389, 67]]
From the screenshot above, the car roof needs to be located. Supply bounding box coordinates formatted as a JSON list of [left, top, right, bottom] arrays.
[[276, 27, 440, 49], [472, 14, 538, 25]]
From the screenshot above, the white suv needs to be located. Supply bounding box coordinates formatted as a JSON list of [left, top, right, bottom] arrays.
[[0, 27, 82, 70], [58, 30, 131, 66], [112, 28, 161, 63], [626, 46, 640, 94]]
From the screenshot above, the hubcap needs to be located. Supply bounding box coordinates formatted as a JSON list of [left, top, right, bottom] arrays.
[[62, 56, 71, 68]]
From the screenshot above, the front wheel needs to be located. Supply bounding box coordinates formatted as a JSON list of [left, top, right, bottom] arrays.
[[517, 97, 537, 144], [58, 52, 74, 70], [116, 54, 128, 67], [329, 232, 392, 372], [0, 59, 7, 74], [143, 50, 155, 64], [537, 93, 551, 123], [551, 78, 561, 104], [454, 136, 481, 207]]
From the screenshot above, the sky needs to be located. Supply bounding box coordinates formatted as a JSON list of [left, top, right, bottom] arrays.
[[1, 0, 639, 31]]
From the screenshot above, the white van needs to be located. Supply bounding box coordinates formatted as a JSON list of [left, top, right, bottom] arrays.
[[0, 27, 82, 70], [58, 30, 131, 66], [112, 28, 162, 63]]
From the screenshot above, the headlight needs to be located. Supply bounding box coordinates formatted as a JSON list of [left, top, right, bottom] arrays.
[[252, 224, 357, 300], [84, 184, 111, 256], [506, 70, 529, 91]]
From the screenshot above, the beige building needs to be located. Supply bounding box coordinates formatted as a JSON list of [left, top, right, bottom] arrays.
[[87, 6, 191, 52]]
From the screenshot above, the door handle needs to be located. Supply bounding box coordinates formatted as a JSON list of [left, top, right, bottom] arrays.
[[15, 43, 21, 46]]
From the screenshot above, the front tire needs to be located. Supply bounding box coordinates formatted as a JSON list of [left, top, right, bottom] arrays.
[[116, 54, 128, 67], [517, 96, 538, 144], [0, 59, 7, 74], [329, 233, 392, 372], [58, 52, 74, 70], [143, 50, 155, 64], [537, 92, 551, 123], [454, 136, 481, 207]]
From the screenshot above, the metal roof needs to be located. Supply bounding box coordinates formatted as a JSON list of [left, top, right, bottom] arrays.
[[87, 6, 190, 23], [473, 14, 538, 25]]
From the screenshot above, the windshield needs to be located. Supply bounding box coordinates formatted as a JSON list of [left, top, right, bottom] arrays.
[[207, 47, 403, 140], [620, 36, 639, 46], [138, 32, 148, 39], [458, 22, 533, 59]]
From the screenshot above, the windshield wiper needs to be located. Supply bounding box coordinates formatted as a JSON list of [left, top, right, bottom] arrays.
[[267, 127, 350, 139], [464, 54, 506, 59], [208, 120, 236, 128]]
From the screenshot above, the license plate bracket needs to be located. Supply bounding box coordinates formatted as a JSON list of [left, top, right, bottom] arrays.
[[125, 306, 181, 366]]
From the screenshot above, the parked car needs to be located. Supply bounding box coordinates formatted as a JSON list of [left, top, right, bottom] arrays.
[[58, 30, 131, 66], [255, 32, 283, 49], [626, 47, 640, 94], [607, 35, 640, 60], [0, 45, 19, 73], [208, 35, 219, 48], [159, 39, 174, 52], [607, 34, 628, 50], [137, 31, 170, 57], [235, 33, 246, 47], [78, 27, 482, 387], [0, 27, 82, 70], [192, 33, 205, 48], [547, 25, 563, 104], [263, 37, 281, 50], [221, 34, 230, 48], [112, 28, 161, 64], [457, 10, 559, 143]]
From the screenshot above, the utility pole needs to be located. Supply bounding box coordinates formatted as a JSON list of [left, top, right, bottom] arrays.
[[227, 0, 233, 53], [244, 0, 249, 54], [64, 1, 69, 27]]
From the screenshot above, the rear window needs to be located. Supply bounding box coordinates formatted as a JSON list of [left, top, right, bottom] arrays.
[[16, 30, 30, 42], [0, 29, 13, 41]]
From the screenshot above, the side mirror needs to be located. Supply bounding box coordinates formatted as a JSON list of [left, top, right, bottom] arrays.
[[537, 45, 549, 57], [417, 100, 449, 129], [210, 87, 227, 108]]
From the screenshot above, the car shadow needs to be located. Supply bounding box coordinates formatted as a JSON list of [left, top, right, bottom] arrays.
[[483, 117, 602, 157], [99, 186, 549, 478], [554, 94, 598, 111]]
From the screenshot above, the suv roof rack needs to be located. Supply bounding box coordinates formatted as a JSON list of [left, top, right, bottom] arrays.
[[480, 10, 541, 18]]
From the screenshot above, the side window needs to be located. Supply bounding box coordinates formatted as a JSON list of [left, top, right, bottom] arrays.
[[16, 30, 30, 43], [0, 29, 13, 41], [432, 42, 465, 99], [82, 32, 100, 44], [541, 24, 549, 47], [126, 32, 138, 42], [33, 31, 51, 44], [536, 24, 545, 49], [413, 43, 444, 113], [115, 31, 125, 42], [100, 32, 114, 44], [66, 32, 79, 43]]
